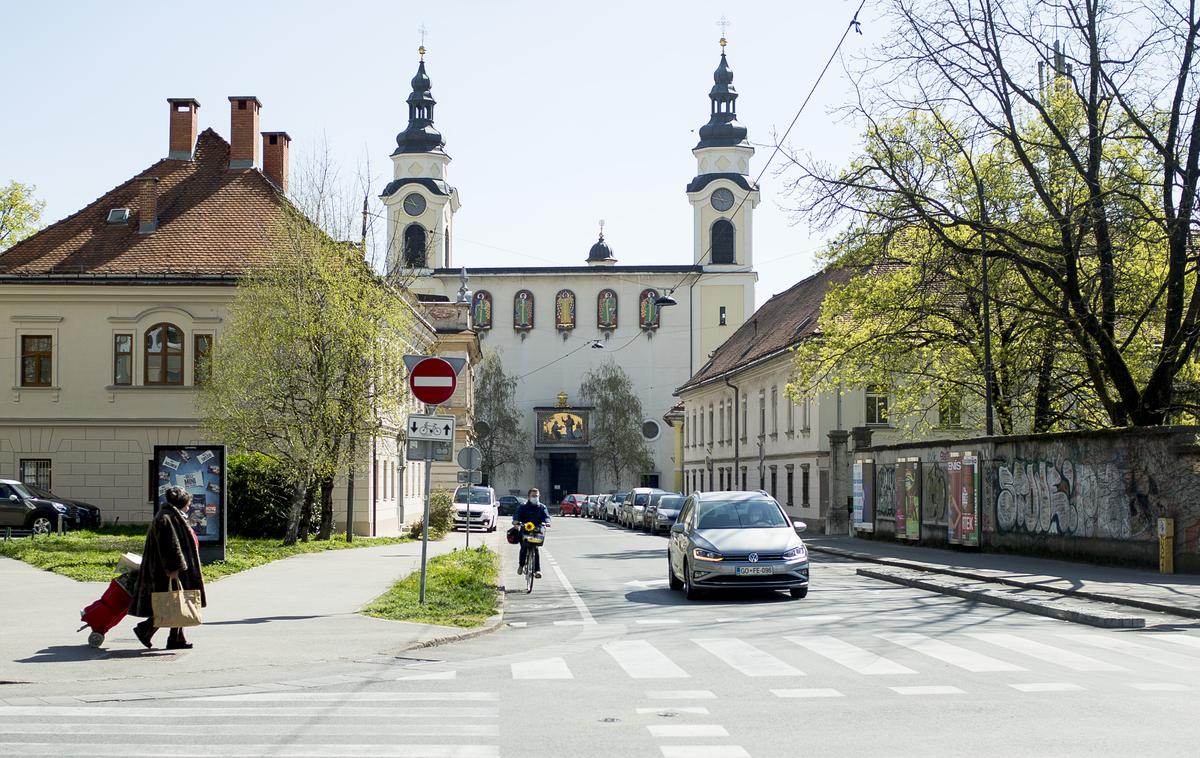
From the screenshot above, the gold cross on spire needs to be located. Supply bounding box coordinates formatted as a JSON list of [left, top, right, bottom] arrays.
[[717, 16, 731, 48], [418, 24, 428, 59]]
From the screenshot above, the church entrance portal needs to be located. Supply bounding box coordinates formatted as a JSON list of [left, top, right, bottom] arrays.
[[549, 454, 579, 505]]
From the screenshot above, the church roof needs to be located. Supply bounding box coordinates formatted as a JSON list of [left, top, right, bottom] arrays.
[[393, 57, 445, 156], [432, 265, 702, 276], [695, 49, 750, 150], [0, 129, 289, 281], [676, 267, 853, 393], [587, 232, 616, 262]]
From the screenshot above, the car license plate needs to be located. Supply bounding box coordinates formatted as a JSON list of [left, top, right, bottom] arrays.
[[735, 566, 775, 576]]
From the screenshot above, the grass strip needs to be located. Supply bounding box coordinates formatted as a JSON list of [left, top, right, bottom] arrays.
[[362, 546, 500, 628], [0, 528, 410, 583]]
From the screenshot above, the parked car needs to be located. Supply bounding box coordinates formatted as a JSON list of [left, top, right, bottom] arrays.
[[596, 494, 613, 521], [583, 495, 602, 518], [644, 493, 685, 534], [620, 487, 666, 528], [667, 491, 810, 600], [23, 484, 103, 530], [452, 485, 499, 532], [498, 495, 527, 518], [0, 479, 73, 535], [605, 492, 627, 522], [559, 493, 587, 517]]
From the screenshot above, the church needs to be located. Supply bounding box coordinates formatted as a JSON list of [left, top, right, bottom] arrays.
[[387, 41, 760, 502]]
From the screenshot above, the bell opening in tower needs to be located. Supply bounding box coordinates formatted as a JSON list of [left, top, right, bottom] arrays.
[[403, 224, 427, 268]]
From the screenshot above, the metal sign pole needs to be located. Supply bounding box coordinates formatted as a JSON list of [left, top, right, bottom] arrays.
[[418, 405, 434, 605]]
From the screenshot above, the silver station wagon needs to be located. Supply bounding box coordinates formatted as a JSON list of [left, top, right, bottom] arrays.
[[667, 491, 810, 600]]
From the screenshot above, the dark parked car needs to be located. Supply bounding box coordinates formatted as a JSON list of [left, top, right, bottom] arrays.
[[644, 493, 686, 534], [640, 491, 680, 532], [498, 495, 527, 518], [24, 484, 103, 530], [0, 479, 72, 535]]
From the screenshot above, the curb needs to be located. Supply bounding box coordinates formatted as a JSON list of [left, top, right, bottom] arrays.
[[856, 567, 1146, 629], [811, 544, 1200, 620], [402, 581, 507, 652]]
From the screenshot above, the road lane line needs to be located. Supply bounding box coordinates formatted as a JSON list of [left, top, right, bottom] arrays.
[[397, 670, 457, 681], [692, 638, 805, 677], [969, 633, 1125, 671], [1010, 683, 1084, 692], [785, 635, 916, 675], [1128, 682, 1193, 691], [771, 688, 844, 698], [890, 685, 965, 696], [604, 640, 689, 679], [659, 748, 749, 758], [637, 619, 681, 625], [647, 725, 729, 738], [0, 724, 499, 736], [0, 746, 498, 757], [636, 707, 711, 714], [0, 707, 498, 718], [545, 548, 596, 625], [877, 633, 1025, 672], [1057, 632, 1200, 670], [187, 692, 498, 702], [511, 657, 573, 680], [793, 615, 844, 623], [645, 690, 716, 699]]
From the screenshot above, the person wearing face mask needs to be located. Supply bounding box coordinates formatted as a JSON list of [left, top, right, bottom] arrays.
[[512, 488, 551, 578]]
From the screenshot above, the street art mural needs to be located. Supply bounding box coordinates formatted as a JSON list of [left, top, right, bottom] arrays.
[[876, 464, 897, 518]]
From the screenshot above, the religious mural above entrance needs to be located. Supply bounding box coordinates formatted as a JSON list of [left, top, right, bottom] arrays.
[[536, 408, 591, 446], [513, 289, 534, 330], [472, 290, 492, 330], [597, 288, 618, 329], [555, 290, 576, 330], [639, 289, 661, 330]]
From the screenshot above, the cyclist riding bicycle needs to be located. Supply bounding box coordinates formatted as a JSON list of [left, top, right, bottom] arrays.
[[513, 488, 551, 578]]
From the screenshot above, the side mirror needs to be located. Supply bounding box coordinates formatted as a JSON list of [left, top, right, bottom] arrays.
[[8, 494, 17, 503], [670, 522, 685, 535], [793, 520, 808, 533]]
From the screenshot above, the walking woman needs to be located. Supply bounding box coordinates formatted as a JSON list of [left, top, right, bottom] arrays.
[[129, 486, 207, 650]]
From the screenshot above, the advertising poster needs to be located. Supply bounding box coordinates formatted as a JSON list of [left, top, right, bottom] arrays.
[[852, 462, 864, 528], [948, 452, 981, 546], [894, 460, 908, 537], [852, 459, 875, 532], [897, 458, 921, 541], [153, 445, 226, 544], [948, 455, 964, 545]]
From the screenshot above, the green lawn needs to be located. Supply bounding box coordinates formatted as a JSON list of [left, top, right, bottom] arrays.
[[0, 528, 411, 583], [362, 546, 500, 628]]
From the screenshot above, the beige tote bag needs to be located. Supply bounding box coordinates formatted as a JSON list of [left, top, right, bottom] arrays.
[[151, 578, 203, 628]]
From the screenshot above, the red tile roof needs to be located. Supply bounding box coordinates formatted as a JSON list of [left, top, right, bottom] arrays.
[[676, 267, 854, 393], [0, 129, 286, 279]]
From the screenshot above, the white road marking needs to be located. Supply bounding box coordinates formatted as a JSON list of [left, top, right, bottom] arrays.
[[647, 725, 729, 738], [793, 614, 844, 623], [605, 640, 689, 679], [771, 688, 844, 698], [636, 619, 681, 625], [0, 724, 498, 736], [1010, 682, 1085, 692], [645, 690, 717, 700], [189, 692, 498, 702], [636, 707, 711, 714], [511, 657, 573, 680], [715, 617, 764, 623], [970, 633, 1125, 671], [785, 635, 916, 675], [1129, 682, 1194, 691], [507, 622, 528, 628], [1157, 635, 1200, 651], [692, 638, 805, 677], [553, 620, 587, 626], [659, 748, 749, 758], [877, 633, 1025, 672], [890, 685, 965, 695], [1057, 632, 1200, 670], [546, 549, 596, 625], [397, 670, 457, 681], [0, 706, 497, 718], [0, 747, 497, 757]]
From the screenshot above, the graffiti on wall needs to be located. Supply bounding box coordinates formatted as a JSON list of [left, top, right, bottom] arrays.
[[923, 461, 948, 525], [876, 464, 896, 518]]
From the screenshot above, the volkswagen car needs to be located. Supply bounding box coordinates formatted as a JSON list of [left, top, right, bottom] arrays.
[[667, 491, 809, 600]]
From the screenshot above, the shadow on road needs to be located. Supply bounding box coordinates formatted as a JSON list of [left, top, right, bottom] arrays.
[[16, 645, 175, 663], [204, 614, 326, 626], [623, 587, 799, 606]]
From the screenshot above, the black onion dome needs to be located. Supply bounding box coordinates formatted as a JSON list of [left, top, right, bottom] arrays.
[[587, 232, 615, 262], [394, 60, 445, 155], [696, 51, 749, 149]]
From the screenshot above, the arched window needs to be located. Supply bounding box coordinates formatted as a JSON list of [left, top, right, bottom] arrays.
[[145, 322, 183, 385], [711, 219, 735, 265], [403, 224, 427, 268], [597, 289, 618, 329], [513, 290, 535, 330], [472, 290, 493, 330]]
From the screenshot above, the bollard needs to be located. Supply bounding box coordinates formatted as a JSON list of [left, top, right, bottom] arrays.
[[1158, 517, 1175, 574], [3, 527, 10, 541]]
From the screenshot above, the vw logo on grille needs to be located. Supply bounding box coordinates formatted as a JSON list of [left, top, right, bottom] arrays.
[[748, 552, 759, 563]]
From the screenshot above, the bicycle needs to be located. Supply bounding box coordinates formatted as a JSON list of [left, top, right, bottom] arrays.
[[519, 521, 546, 594]]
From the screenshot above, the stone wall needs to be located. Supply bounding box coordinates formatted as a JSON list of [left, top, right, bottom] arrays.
[[859, 426, 1200, 572]]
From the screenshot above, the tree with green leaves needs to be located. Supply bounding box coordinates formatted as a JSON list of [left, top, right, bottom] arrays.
[[579, 362, 654, 491], [0, 180, 45, 253], [472, 350, 526, 487]]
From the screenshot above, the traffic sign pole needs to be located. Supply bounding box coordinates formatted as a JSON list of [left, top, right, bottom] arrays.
[[418, 404, 433, 604]]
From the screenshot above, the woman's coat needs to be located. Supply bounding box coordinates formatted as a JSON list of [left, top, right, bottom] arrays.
[[129, 505, 207, 618]]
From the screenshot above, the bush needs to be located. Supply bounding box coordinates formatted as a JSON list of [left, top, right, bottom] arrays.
[[227, 452, 304, 538], [405, 489, 456, 540]]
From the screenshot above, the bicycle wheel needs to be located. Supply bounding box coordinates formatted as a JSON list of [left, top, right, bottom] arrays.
[[525, 547, 537, 593]]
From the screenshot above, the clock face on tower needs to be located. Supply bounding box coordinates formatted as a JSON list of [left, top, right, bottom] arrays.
[[710, 188, 735, 212], [403, 192, 427, 216]]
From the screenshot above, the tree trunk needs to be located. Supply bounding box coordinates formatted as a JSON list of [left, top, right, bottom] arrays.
[[282, 477, 307, 547], [298, 482, 317, 542], [318, 476, 335, 540]]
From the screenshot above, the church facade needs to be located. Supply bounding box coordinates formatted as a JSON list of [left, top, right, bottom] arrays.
[[384, 44, 760, 501]]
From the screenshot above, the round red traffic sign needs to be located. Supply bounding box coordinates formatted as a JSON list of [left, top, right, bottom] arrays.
[[408, 357, 457, 405]]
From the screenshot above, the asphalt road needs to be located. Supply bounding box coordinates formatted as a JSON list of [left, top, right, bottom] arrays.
[[3, 516, 1199, 757]]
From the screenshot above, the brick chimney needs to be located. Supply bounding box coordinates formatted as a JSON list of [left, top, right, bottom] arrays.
[[261, 132, 291, 194], [167, 98, 200, 160], [227, 96, 262, 169], [138, 176, 159, 234]]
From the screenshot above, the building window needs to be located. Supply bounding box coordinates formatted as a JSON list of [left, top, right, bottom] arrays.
[[801, 465, 811, 506], [803, 396, 812, 431], [787, 396, 795, 433], [20, 335, 52, 387], [113, 334, 133, 386], [719, 305, 727, 325], [865, 385, 889, 426], [939, 394, 962, 428], [728, 404, 734, 442], [718, 400, 725, 443], [740, 394, 748, 441], [786, 468, 794, 506], [711, 219, 735, 265], [758, 390, 766, 438], [19, 459, 51, 490], [699, 411, 704, 449], [144, 323, 184, 385], [403, 224, 427, 268], [770, 467, 778, 499], [194, 334, 213, 385], [740, 467, 747, 491], [771, 386, 779, 435], [708, 405, 714, 445]]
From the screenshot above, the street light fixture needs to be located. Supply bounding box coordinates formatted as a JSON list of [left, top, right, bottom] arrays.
[[654, 290, 679, 307], [588, 339, 604, 349]]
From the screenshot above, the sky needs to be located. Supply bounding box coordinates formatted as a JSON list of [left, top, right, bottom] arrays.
[[0, 0, 879, 309]]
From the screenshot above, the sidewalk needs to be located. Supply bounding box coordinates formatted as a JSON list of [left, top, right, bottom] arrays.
[[0, 527, 503, 696], [806, 535, 1200, 619]]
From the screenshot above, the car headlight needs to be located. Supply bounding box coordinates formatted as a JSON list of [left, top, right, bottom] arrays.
[[782, 545, 807, 561], [693, 547, 724, 562], [53, 503, 69, 513]]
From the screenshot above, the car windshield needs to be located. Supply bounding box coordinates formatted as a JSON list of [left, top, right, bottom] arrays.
[[614, 493, 627, 504], [657, 496, 685, 511], [696, 499, 789, 529], [24, 484, 53, 499], [455, 487, 493, 504], [633, 493, 650, 506]]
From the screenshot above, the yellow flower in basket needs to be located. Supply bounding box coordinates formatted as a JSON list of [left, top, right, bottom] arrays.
[[523, 521, 537, 532]]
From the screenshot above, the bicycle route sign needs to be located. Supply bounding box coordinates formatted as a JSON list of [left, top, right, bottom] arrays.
[[407, 413, 456, 442]]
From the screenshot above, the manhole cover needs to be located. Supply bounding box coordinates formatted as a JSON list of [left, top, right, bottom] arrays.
[[657, 711, 678, 718], [599, 717, 621, 723]]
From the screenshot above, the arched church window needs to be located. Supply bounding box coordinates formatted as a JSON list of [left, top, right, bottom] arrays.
[[472, 290, 493, 330], [711, 219, 735, 265], [639, 289, 661, 330], [555, 290, 576, 330], [513, 290, 535, 330], [597, 289, 618, 329], [403, 224, 427, 268]]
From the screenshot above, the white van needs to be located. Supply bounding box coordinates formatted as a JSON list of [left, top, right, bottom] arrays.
[[452, 486, 499, 532]]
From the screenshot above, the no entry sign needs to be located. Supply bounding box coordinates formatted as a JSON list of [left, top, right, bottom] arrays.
[[408, 357, 457, 405]]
